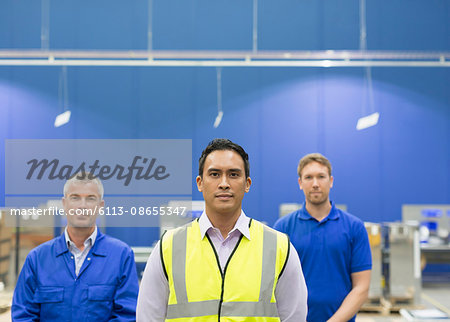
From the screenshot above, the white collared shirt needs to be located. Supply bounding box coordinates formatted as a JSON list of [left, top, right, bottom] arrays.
[[64, 226, 97, 276], [198, 210, 251, 270], [137, 211, 308, 322]]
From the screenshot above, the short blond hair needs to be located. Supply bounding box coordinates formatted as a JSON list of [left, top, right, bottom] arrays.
[[297, 153, 332, 178]]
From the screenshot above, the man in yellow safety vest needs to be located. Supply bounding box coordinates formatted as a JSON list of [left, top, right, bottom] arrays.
[[137, 138, 307, 322]]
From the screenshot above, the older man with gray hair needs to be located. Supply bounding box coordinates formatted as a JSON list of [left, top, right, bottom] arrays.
[[12, 173, 139, 321]]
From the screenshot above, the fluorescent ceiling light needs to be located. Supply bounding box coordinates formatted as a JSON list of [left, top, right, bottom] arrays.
[[322, 60, 332, 67], [213, 111, 223, 128], [356, 112, 379, 130], [54, 110, 71, 127]]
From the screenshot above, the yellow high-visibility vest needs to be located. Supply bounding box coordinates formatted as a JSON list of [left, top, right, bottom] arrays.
[[160, 218, 290, 322]]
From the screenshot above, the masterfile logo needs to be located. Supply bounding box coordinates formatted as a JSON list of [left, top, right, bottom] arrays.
[[6, 139, 190, 194], [5, 139, 192, 227], [26, 156, 170, 186]]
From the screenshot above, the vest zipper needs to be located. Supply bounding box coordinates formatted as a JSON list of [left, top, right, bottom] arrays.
[[206, 233, 244, 322]]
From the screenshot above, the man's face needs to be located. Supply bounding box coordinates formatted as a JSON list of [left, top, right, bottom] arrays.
[[299, 161, 333, 206], [62, 181, 104, 228], [196, 150, 251, 217]]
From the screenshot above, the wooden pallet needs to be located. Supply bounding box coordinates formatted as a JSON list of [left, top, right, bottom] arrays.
[[0, 290, 13, 314], [0, 305, 9, 314], [360, 296, 424, 315]]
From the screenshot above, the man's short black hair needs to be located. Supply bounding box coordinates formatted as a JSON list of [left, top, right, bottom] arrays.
[[198, 138, 250, 178]]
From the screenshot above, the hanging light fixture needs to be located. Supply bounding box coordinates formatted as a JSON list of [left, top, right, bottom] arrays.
[[356, 0, 379, 131], [356, 112, 379, 130], [54, 65, 71, 127], [213, 67, 223, 128]]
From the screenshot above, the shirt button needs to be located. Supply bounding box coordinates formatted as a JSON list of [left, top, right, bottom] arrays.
[[71, 256, 74, 259], [87, 258, 91, 261]]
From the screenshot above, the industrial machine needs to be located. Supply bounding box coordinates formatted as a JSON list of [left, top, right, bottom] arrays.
[[365, 222, 422, 310], [402, 204, 450, 283]]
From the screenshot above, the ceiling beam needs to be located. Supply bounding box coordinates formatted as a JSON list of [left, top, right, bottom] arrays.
[[0, 50, 448, 67]]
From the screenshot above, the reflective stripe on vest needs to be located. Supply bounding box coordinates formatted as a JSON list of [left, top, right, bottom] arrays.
[[162, 219, 288, 320]]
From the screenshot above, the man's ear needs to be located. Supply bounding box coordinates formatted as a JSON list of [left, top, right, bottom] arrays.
[[196, 176, 203, 192], [245, 177, 252, 193], [298, 177, 303, 191]]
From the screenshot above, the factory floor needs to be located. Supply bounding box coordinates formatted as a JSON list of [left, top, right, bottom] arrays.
[[0, 283, 448, 321]]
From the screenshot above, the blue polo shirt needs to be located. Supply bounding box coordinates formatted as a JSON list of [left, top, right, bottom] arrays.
[[274, 202, 371, 322]]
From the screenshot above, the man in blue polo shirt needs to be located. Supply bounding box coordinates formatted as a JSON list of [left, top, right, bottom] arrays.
[[274, 153, 371, 322]]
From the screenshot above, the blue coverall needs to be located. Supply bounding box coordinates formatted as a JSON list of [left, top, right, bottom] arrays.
[[12, 230, 139, 321]]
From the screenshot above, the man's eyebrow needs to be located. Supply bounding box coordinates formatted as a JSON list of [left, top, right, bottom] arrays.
[[207, 168, 222, 172], [68, 193, 97, 197], [303, 172, 327, 176], [206, 168, 242, 173]]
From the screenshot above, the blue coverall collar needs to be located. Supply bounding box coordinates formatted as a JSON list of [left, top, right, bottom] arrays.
[[55, 229, 106, 257]]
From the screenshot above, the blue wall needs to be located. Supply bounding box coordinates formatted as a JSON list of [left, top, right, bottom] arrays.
[[1, 0, 449, 246]]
